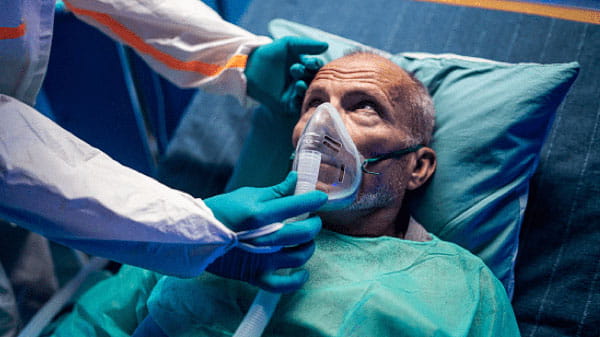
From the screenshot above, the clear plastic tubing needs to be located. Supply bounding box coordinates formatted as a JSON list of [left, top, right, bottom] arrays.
[[232, 150, 322, 337]]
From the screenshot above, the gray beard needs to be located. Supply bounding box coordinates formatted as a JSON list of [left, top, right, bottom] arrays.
[[344, 183, 396, 212]]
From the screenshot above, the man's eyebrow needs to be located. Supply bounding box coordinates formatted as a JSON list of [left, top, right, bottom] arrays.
[[305, 86, 327, 97], [342, 88, 391, 105]]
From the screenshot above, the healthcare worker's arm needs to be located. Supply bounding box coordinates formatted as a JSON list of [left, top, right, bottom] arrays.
[[0, 94, 326, 279], [62, 0, 327, 112]]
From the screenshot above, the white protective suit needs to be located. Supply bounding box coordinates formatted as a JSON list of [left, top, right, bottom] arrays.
[[0, 0, 275, 277], [0, 1, 273, 335]]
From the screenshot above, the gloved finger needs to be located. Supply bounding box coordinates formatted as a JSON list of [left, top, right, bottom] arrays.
[[290, 64, 319, 86], [299, 55, 325, 71], [255, 191, 327, 225], [291, 57, 322, 77], [284, 80, 308, 117], [254, 269, 310, 293], [266, 171, 297, 198], [249, 215, 322, 247], [290, 63, 306, 80], [294, 80, 308, 98], [286, 37, 329, 56], [270, 241, 316, 269], [253, 171, 327, 224], [254, 269, 308, 293], [292, 81, 308, 114]]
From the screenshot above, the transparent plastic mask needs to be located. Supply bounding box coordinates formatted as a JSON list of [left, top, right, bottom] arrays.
[[292, 103, 363, 211]]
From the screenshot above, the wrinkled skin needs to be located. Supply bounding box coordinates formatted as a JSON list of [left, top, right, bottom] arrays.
[[292, 53, 437, 238]]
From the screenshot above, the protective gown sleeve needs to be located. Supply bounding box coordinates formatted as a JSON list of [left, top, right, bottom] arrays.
[[62, 0, 272, 105], [0, 0, 54, 106], [0, 94, 237, 278]]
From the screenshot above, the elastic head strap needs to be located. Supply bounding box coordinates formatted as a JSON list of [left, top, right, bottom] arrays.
[[361, 145, 424, 175]]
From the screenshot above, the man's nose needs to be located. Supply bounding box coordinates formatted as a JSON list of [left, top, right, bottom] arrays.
[[326, 101, 354, 132], [328, 100, 345, 114]]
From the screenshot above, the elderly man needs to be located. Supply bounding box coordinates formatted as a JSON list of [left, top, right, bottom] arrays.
[[50, 52, 519, 337], [294, 51, 437, 240]]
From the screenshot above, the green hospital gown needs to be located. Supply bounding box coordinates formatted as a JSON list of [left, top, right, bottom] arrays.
[[52, 230, 520, 337]]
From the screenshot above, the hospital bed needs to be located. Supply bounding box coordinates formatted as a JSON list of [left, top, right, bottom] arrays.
[[6, 0, 599, 336], [156, 1, 600, 336]]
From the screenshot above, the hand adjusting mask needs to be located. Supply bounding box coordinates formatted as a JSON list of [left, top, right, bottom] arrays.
[[292, 103, 423, 211]]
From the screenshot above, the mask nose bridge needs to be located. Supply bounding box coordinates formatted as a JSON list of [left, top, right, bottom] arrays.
[[319, 98, 350, 130], [329, 103, 356, 148], [328, 99, 345, 117]]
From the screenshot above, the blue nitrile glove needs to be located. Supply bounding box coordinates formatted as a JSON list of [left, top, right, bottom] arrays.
[[289, 57, 325, 82], [245, 36, 328, 115], [284, 58, 324, 114], [207, 233, 318, 292], [203, 171, 326, 233], [203, 172, 327, 292]]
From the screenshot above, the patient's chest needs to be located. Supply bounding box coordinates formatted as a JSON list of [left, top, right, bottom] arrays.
[[178, 233, 485, 337]]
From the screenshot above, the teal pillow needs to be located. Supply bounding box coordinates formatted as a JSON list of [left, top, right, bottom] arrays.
[[228, 19, 579, 296]]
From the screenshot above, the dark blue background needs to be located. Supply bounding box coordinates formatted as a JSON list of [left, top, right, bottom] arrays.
[[39, 0, 251, 176]]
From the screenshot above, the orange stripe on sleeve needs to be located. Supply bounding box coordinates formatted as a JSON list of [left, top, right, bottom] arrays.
[[63, 1, 247, 77], [415, 0, 600, 25], [0, 22, 26, 40]]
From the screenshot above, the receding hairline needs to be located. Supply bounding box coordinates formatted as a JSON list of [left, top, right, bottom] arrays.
[[321, 50, 436, 145], [324, 51, 409, 80]]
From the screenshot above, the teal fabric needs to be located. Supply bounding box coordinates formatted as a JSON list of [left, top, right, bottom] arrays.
[[147, 231, 519, 337], [227, 19, 580, 296], [48, 232, 518, 336], [50, 266, 161, 337]]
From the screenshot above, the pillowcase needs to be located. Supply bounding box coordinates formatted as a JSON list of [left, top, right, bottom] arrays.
[[227, 19, 579, 296]]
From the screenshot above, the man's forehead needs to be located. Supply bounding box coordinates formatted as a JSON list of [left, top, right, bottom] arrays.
[[313, 54, 408, 86]]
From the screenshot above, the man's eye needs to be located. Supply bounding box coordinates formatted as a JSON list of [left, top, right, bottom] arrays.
[[307, 98, 324, 108], [353, 101, 379, 114]]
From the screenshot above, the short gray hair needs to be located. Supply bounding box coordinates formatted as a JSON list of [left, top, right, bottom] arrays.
[[394, 71, 435, 146]]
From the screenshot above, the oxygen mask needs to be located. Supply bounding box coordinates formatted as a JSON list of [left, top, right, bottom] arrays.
[[292, 103, 363, 211]]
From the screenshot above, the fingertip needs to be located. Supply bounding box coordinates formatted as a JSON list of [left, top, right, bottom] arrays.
[[289, 190, 328, 214], [289, 38, 329, 55], [272, 171, 297, 197], [306, 215, 323, 232], [309, 190, 329, 205], [315, 40, 329, 50], [295, 80, 307, 95], [300, 55, 324, 70], [257, 269, 309, 293], [282, 170, 297, 185], [305, 40, 329, 53], [293, 269, 310, 284], [309, 58, 325, 70], [286, 170, 298, 182], [290, 63, 306, 80]]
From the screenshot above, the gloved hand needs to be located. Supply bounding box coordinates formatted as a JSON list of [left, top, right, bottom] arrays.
[[204, 171, 326, 234], [245, 36, 328, 116], [203, 171, 327, 292], [282, 58, 327, 114], [206, 233, 318, 292]]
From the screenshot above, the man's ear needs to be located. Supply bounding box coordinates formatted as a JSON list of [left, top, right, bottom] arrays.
[[407, 147, 436, 190]]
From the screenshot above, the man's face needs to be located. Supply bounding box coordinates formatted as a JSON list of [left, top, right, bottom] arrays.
[[292, 54, 418, 217]]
